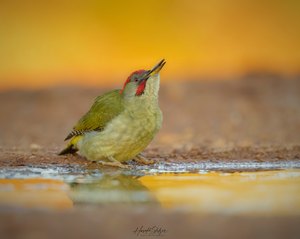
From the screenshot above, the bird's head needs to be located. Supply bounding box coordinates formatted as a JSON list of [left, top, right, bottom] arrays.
[[120, 59, 166, 99]]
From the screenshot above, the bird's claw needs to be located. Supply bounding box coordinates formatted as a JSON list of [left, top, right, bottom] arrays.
[[133, 154, 155, 165], [97, 161, 130, 169]]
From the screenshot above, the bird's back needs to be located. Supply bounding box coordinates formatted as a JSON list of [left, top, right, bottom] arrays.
[[65, 89, 124, 140], [59, 89, 124, 155]]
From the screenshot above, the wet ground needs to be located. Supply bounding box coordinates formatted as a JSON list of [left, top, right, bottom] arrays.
[[0, 77, 300, 238], [0, 162, 300, 239], [1, 163, 300, 213]]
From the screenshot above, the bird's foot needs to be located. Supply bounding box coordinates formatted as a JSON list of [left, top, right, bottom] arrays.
[[133, 153, 155, 165], [97, 156, 130, 169], [98, 160, 129, 169]]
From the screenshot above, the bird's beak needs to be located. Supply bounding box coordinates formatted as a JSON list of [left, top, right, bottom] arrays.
[[143, 59, 166, 81], [149, 59, 166, 76]]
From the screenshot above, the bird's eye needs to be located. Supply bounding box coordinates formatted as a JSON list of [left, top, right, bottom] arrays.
[[134, 78, 138, 82]]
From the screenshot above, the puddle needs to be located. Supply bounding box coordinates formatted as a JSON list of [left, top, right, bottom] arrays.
[[0, 160, 300, 215]]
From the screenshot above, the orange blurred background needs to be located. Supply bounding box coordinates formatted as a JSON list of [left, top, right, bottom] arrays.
[[0, 0, 299, 89]]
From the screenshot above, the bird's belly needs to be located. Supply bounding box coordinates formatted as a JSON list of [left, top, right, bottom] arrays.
[[78, 110, 162, 162]]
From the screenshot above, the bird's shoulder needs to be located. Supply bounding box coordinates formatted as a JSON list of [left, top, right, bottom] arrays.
[[64, 89, 124, 140]]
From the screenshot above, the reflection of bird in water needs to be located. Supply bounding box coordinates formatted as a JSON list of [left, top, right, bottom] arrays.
[[69, 173, 158, 205]]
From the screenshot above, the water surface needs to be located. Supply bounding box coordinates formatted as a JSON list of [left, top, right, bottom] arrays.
[[0, 160, 299, 215]]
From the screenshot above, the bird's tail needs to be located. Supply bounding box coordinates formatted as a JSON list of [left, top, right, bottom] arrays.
[[58, 136, 82, 155]]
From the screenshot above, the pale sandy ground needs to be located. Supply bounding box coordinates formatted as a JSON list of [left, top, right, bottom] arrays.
[[0, 76, 300, 238]]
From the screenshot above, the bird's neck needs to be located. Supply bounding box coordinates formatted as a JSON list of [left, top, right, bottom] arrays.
[[123, 74, 160, 107], [143, 74, 160, 100]]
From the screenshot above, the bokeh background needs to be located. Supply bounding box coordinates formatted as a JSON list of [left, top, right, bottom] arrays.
[[0, 0, 300, 89], [1, 0, 300, 150]]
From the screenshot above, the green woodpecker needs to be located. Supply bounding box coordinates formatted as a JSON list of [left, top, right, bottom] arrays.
[[59, 59, 166, 167]]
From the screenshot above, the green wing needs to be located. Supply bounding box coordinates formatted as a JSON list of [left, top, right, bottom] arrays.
[[65, 89, 124, 140]]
